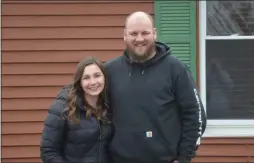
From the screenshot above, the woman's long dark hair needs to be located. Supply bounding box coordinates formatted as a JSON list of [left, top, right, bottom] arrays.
[[62, 57, 110, 124]]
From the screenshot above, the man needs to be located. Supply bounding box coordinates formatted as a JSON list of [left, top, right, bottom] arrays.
[[53, 11, 206, 163], [104, 11, 206, 163]]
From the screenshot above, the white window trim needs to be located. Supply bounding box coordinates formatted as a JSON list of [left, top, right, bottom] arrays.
[[199, 1, 254, 137]]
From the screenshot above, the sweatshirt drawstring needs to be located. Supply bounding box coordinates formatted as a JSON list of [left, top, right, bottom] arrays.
[[129, 61, 133, 76], [128, 61, 146, 76], [141, 65, 147, 75], [129, 66, 132, 76]]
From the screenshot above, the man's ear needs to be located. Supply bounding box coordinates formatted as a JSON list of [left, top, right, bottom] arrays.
[[123, 29, 127, 41], [153, 27, 157, 40]]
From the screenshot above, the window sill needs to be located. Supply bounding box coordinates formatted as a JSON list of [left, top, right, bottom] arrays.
[[203, 120, 254, 137]]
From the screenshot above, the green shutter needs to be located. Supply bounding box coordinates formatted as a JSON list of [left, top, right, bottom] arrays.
[[154, 0, 197, 80]]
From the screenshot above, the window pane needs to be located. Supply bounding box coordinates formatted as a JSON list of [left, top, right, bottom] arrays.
[[207, 1, 254, 36], [206, 39, 254, 119]]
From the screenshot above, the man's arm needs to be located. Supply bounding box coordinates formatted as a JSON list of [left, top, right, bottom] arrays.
[[174, 66, 207, 163]]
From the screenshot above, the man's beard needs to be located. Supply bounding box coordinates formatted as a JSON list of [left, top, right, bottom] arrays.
[[126, 42, 155, 62]]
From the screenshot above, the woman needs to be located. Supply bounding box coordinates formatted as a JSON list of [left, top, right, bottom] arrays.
[[40, 57, 113, 163]]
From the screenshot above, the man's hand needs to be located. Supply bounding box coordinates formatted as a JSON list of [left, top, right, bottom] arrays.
[[172, 160, 179, 163]]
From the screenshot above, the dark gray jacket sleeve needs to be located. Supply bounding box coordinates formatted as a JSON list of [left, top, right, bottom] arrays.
[[40, 84, 71, 163], [174, 66, 207, 163]]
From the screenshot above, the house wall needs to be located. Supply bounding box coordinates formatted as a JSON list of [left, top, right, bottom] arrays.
[[1, 0, 254, 162], [1, 0, 153, 162], [194, 138, 254, 162], [194, 1, 254, 162]]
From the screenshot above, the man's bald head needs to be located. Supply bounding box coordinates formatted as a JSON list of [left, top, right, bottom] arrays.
[[123, 11, 157, 62], [125, 11, 154, 29]]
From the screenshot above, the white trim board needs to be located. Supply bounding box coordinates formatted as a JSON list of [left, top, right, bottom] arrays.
[[206, 36, 254, 40], [199, 1, 254, 137], [203, 120, 254, 137], [203, 125, 254, 137]]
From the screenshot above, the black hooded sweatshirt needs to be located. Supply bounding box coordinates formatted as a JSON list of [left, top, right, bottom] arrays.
[[104, 41, 206, 163]]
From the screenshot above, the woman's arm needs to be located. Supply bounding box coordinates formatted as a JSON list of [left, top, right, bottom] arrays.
[[40, 99, 67, 163]]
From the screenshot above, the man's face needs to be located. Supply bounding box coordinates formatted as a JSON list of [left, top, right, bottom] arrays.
[[124, 18, 157, 61]]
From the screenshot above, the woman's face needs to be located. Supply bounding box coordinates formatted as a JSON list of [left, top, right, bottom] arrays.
[[81, 64, 105, 97]]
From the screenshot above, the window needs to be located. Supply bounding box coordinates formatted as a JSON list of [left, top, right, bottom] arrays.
[[207, 1, 254, 36], [200, 1, 254, 136]]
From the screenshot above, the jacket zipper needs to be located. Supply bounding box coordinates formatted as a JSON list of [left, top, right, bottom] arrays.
[[98, 120, 102, 163]]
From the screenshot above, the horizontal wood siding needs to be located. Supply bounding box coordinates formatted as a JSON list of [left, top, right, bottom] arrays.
[[193, 137, 254, 162], [1, 0, 153, 161]]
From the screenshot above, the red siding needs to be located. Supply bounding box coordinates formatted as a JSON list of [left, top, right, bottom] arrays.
[[1, 0, 153, 161]]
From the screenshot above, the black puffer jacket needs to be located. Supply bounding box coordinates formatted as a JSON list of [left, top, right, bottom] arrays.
[[40, 84, 113, 163]]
